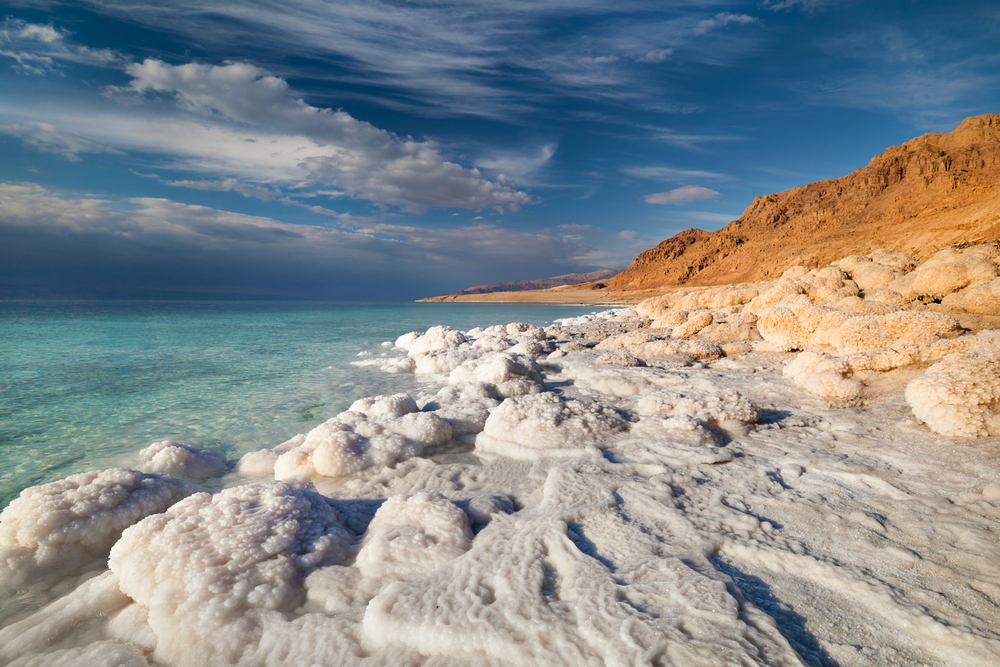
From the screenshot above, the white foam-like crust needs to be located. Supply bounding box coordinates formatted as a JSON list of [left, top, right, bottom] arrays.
[[355, 492, 473, 583], [905, 345, 1000, 438], [138, 440, 228, 480], [0, 469, 200, 588], [783, 351, 864, 402], [476, 393, 628, 460], [109, 482, 354, 666], [635, 387, 761, 424], [889, 247, 1000, 300], [348, 393, 418, 416], [9, 250, 1000, 666], [274, 409, 453, 480]]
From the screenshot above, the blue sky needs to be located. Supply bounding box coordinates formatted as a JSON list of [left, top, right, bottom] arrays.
[[1, 0, 998, 300]]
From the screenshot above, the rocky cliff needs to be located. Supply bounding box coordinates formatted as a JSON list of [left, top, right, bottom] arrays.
[[609, 114, 1000, 291]]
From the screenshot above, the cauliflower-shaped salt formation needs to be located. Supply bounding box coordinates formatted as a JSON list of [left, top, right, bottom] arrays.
[[888, 247, 999, 301], [0, 468, 200, 588], [355, 493, 473, 583], [670, 310, 713, 339], [635, 388, 761, 425], [941, 277, 1000, 316], [421, 382, 500, 436], [830, 311, 961, 354], [905, 346, 1000, 438], [274, 409, 453, 480], [109, 482, 353, 666], [783, 351, 864, 402], [476, 393, 628, 459], [348, 393, 418, 416], [756, 302, 855, 351], [449, 352, 543, 397], [138, 440, 228, 480], [395, 325, 467, 353]]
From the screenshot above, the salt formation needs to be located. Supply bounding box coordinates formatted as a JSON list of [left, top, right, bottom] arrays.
[[138, 440, 228, 480], [355, 492, 473, 583], [5, 243, 1000, 667], [476, 392, 628, 459], [905, 346, 1000, 437], [0, 468, 199, 587], [109, 482, 354, 667]]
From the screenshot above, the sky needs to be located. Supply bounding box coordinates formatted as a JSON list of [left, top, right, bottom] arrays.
[[1, 1, 998, 300]]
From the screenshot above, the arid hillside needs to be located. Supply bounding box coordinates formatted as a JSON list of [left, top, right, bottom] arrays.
[[610, 114, 1000, 291]]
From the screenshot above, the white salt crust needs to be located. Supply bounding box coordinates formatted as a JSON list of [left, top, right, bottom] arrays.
[[138, 440, 228, 480], [0, 468, 200, 588], [4, 268, 1000, 667]]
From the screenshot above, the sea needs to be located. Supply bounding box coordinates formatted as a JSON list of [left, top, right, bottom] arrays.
[[0, 300, 601, 509]]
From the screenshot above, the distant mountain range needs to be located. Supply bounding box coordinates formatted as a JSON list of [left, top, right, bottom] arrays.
[[437, 269, 619, 296], [609, 114, 1000, 291]]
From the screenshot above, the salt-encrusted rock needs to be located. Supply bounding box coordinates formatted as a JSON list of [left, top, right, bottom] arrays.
[[355, 493, 473, 583], [109, 482, 354, 666], [348, 393, 418, 416], [635, 387, 760, 425], [888, 247, 999, 301], [595, 351, 647, 367], [830, 311, 961, 354], [783, 351, 864, 402], [905, 346, 1000, 438], [272, 401, 453, 479], [942, 277, 1000, 316], [395, 325, 468, 354], [0, 469, 200, 587], [670, 311, 713, 339], [476, 393, 628, 460], [631, 338, 724, 360], [650, 309, 689, 329], [138, 441, 228, 480], [756, 302, 854, 351]]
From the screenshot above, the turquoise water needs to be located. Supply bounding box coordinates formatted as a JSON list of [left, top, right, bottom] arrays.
[[0, 300, 600, 508]]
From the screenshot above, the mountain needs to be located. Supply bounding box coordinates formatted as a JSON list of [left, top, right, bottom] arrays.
[[428, 269, 619, 298], [609, 114, 1000, 291]]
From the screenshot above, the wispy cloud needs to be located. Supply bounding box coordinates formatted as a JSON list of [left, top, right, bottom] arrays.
[[643, 185, 720, 205], [0, 19, 124, 74], [164, 178, 280, 201], [621, 165, 729, 182], [62, 1, 765, 118], [0, 122, 124, 160]]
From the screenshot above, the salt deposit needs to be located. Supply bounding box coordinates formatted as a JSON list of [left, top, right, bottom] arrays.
[[4, 244, 1000, 666], [0, 469, 199, 588], [138, 440, 228, 480]]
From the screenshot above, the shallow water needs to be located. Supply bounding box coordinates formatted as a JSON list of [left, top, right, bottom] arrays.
[[0, 300, 599, 508]]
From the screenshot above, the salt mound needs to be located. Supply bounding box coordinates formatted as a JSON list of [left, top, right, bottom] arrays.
[[635, 387, 760, 425], [830, 311, 961, 354], [109, 481, 354, 667], [395, 325, 467, 354], [783, 351, 864, 402], [942, 277, 1000, 316], [889, 247, 999, 300], [355, 492, 473, 583], [420, 382, 500, 436], [138, 440, 228, 480], [348, 393, 418, 416], [0, 469, 199, 588], [274, 408, 453, 480], [905, 346, 1000, 438], [476, 393, 628, 459]]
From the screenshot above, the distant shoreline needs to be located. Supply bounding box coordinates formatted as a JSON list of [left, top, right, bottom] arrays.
[[418, 286, 664, 305]]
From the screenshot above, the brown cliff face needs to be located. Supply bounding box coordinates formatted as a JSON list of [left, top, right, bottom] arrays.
[[609, 114, 1000, 291]]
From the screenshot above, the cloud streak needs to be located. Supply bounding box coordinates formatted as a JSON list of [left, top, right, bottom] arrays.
[[643, 185, 720, 205]]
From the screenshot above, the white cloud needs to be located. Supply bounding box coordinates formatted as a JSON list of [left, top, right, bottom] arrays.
[[475, 143, 557, 185], [694, 13, 759, 36], [643, 185, 720, 205], [0, 19, 123, 74], [637, 49, 673, 63], [617, 230, 640, 240], [621, 165, 729, 182], [0, 122, 124, 160], [118, 59, 531, 213], [0, 182, 592, 297], [685, 211, 738, 224], [164, 178, 279, 201]]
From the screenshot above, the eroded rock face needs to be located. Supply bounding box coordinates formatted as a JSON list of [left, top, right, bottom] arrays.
[[609, 114, 1000, 291]]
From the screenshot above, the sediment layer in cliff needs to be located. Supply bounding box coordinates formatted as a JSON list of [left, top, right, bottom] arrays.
[[609, 114, 1000, 291]]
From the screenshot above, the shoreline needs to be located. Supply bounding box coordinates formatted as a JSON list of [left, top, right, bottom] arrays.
[[3, 245, 1000, 665]]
